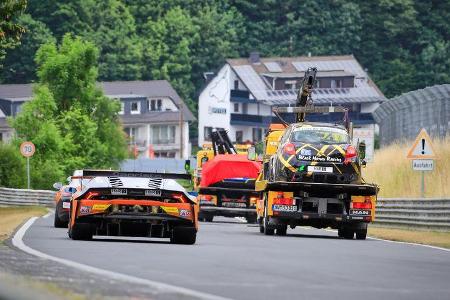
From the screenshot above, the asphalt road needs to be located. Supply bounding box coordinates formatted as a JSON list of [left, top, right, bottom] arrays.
[[22, 215, 450, 300]]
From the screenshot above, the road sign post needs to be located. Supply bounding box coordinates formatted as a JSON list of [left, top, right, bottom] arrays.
[[20, 142, 35, 189], [406, 129, 436, 198]]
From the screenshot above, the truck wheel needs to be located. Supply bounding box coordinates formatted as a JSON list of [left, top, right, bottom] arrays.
[[355, 228, 367, 240], [276, 225, 287, 236], [171, 227, 197, 244], [263, 204, 274, 236], [70, 223, 93, 240], [246, 215, 257, 224], [54, 211, 67, 228], [343, 228, 354, 240]]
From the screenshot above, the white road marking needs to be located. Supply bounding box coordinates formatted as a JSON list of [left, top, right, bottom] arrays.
[[322, 228, 450, 253], [234, 217, 247, 223], [42, 209, 54, 219], [12, 217, 230, 300]]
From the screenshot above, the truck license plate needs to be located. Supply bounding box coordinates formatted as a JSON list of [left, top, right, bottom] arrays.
[[307, 166, 332, 173]]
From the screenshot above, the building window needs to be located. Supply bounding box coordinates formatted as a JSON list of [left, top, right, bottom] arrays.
[[154, 151, 176, 158], [236, 131, 243, 143], [119, 102, 124, 115], [124, 127, 137, 143], [234, 103, 239, 113], [152, 125, 176, 144], [131, 101, 140, 114], [252, 128, 263, 142], [331, 79, 342, 88], [242, 103, 248, 114], [234, 80, 239, 90], [149, 99, 162, 111], [204, 127, 213, 141], [285, 80, 297, 89]]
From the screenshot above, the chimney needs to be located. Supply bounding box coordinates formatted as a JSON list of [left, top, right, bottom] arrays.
[[249, 52, 261, 64]]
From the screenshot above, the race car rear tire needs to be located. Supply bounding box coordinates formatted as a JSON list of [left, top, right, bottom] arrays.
[[259, 218, 264, 233], [338, 228, 344, 238], [204, 215, 214, 222], [355, 228, 367, 240], [54, 211, 67, 228], [69, 223, 93, 240], [171, 227, 196, 245], [276, 225, 287, 236]]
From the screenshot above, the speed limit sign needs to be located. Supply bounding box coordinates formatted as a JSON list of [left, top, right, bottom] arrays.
[[20, 141, 35, 157]]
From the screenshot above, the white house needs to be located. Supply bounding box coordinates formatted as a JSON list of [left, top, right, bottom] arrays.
[[198, 54, 386, 160], [0, 80, 195, 159]]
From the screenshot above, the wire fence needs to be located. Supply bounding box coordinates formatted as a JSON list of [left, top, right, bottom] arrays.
[[373, 84, 450, 146]]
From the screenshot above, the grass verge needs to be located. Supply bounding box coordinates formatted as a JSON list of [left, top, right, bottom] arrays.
[[368, 226, 450, 249], [0, 206, 47, 242]]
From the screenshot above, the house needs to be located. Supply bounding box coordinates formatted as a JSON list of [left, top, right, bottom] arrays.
[[198, 53, 386, 161], [0, 80, 195, 159]]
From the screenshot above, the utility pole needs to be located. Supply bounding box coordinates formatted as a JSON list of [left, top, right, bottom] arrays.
[[179, 101, 184, 159]]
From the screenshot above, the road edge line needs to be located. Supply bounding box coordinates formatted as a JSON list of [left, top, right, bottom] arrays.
[[322, 228, 450, 252], [12, 217, 230, 300]]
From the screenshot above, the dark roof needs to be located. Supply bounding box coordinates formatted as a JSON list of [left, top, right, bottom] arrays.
[[0, 84, 33, 101], [0, 80, 195, 121], [120, 111, 189, 125], [100, 81, 195, 121]]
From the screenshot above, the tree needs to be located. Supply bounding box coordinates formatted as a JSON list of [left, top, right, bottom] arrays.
[[0, 142, 26, 188], [11, 35, 127, 189], [0, 0, 27, 66], [1, 14, 55, 83]]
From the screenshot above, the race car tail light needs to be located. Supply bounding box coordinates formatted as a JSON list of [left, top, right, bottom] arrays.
[[171, 193, 188, 203], [344, 145, 357, 164], [273, 192, 294, 205], [200, 195, 212, 201], [283, 143, 296, 155], [85, 191, 100, 200]]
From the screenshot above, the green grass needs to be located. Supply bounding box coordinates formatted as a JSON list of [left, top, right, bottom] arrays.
[[364, 136, 450, 198], [0, 206, 47, 241]]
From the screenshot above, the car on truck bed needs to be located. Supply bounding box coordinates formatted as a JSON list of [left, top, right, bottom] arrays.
[[253, 121, 378, 239], [68, 170, 198, 244]]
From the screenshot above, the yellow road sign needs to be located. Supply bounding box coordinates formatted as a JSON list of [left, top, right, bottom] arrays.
[[406, 129, 436, 159]]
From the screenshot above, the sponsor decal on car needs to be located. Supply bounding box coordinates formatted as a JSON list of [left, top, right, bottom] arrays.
[[79, 206, 91, 215], [62, 202, 71, 209], [111, 188, 127, 195], [162, 206, 179, 214], [273, 205, 298, 212], [179, 209, 191, 217], [349, 209, 370, 216], [92, 204, 111, 211], [145, 189, 161, 196]]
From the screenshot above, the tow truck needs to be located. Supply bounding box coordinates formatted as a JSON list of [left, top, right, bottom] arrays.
[[195, 129, 261, 223], [249, 67, 378, 239]]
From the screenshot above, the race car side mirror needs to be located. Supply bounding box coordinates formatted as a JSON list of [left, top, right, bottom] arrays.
[[53, 182, 63, 190], [247, 146, 256, 161], [358, 142, 366, 160]]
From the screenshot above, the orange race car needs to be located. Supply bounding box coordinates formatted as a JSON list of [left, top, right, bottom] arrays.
[[68, 170, 198, 244], [52, 183, 77, 228]]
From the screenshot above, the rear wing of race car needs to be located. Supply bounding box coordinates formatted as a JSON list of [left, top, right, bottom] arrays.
[[72, 170, 192, 180]]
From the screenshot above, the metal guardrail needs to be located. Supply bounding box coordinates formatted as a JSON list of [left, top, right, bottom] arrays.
[[0, 187, 55, 207], [0, 187, 449, 231], [375, 198, 450, 231]]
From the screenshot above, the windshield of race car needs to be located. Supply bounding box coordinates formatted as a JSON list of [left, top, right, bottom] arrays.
[[290, 127, 350, 145]]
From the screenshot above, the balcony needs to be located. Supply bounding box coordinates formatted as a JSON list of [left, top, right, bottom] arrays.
[[230, 114, 276, 126], [230, 89, 256, 103]]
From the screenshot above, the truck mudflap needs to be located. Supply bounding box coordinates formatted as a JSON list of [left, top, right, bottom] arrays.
[[266, 181, 378, 196]]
